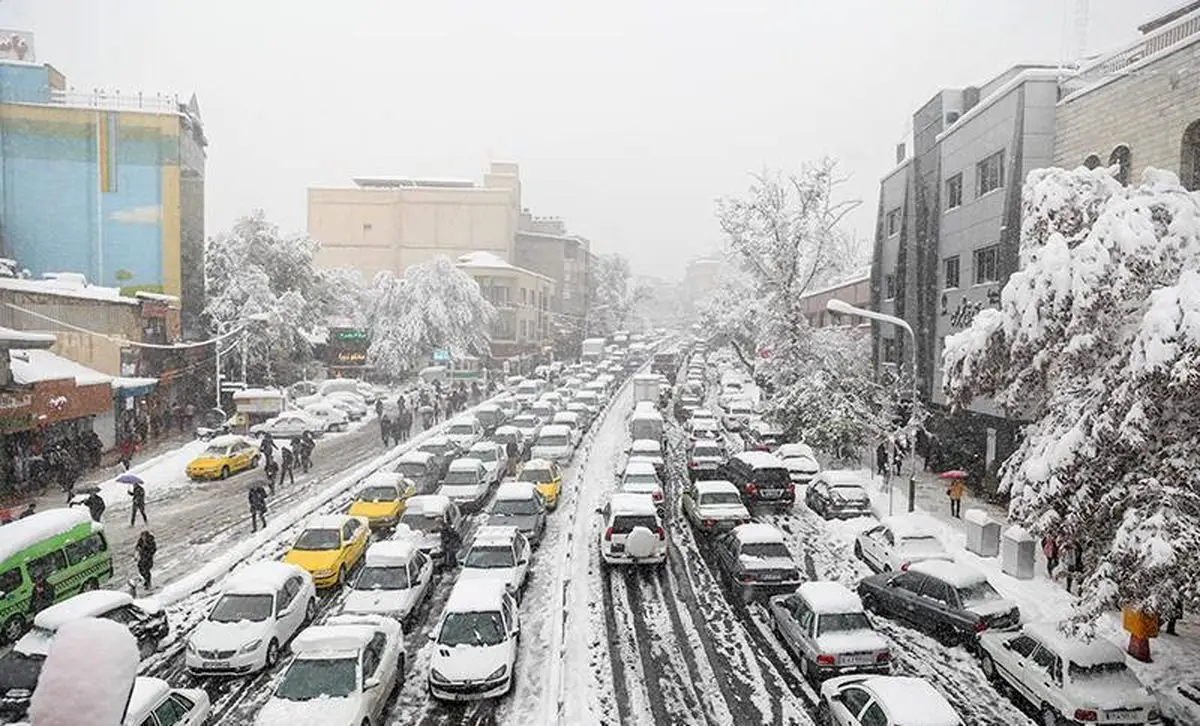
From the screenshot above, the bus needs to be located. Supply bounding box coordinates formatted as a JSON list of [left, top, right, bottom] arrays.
[[0, 508, 113, 643]]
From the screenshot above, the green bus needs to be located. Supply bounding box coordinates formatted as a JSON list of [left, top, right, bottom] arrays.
[[0, 508, 114, 642]]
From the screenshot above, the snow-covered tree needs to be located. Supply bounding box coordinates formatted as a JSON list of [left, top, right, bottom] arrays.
[[943, 166, 1200, 621], [587, 253, 637, 336], [367, 256, 496, 374]]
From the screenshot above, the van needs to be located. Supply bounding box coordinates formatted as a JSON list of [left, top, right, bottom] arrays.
[[630, 410, 664, 444], [718, 451, 795, 509], [0, 509, 113, 643]]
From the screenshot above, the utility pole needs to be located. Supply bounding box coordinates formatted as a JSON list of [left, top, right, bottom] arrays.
[[214, 323, 223, 409], [241, 326, 248, 385]]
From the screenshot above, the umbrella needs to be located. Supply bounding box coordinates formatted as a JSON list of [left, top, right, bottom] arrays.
[[116, 474, 143, 485], [937, 470, 969, 479]]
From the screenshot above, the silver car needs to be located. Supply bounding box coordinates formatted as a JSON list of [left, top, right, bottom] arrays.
[[769, 581, 891, 684]]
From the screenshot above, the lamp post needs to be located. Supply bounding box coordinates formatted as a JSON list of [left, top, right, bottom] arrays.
[[826, 298, 919, 514]]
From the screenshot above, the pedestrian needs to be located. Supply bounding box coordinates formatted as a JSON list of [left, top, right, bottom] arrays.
[[264, 457, 279, 495], [1061, 539, 1082, 594], [135, 530, 157, 590], [279, 445, 296, 487], [1165, 596, 1183, 636], [505, 440, 519, 477], [248, 482, 268, 532], [875, 443, 888, 477], [1042, 534, 1059, 577], [260, 432, 277, 465], [128, 480, 148, 526], [380, 414, 392, 447], [85, 492, 106, 523], [893, 439, 905, 476], [119, 438, 134, 471], [299, 431, 314, 472], [30, 575, 55, 614], [399, 408, 413, 441], [946, 477, 965, 518], [185, 402, 196, 431], [374, 399, 384, 419], [440, 523, 461, 569]]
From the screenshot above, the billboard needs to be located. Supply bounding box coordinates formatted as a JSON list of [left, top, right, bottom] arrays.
[[326, 328, 369, 368]]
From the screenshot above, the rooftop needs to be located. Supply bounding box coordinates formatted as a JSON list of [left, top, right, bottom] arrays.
[[0, 273, 138, 305], [33, 590, 131, 632], [8, 348, 111, 387], [352, 177, 476, 189], [225, 561, 305, 593], [444, 578, 508, 613], [456, 251, 554, 282], [365, 539, 419, 565], [798, 581, 864, 614], [292, 624, 376, 655], [733, 522, 786, 544], [908, 559, 987, 588]]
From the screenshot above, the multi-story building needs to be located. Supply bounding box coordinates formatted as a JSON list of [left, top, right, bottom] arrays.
[[456, 251, 553, 359], [803, 269, 871, 329], [514, 213, 591, 326], [308, 162, 522, 280], [682, 256, 722, 314], [0, 40, 207, 336]]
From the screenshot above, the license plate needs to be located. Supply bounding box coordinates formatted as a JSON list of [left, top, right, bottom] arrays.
[[1101, 709, 1143, 723], [759, 490, 782, 499], [611, 543, 625, 553], [204, 661, 230, 669], [840, 654, 875, 666], [757, 572, 782, 581]]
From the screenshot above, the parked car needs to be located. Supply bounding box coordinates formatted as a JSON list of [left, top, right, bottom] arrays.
[[627, 439, 666, 480], [530, 424, 575, 464], [282, 514, 371, 589], [427, 580, 521, 701], [598, 493, 666, 567], [681, 479, 751, 533], [125, 677, 210, 725], [303, 403, 350, 432], [819, 675, 963, 726], [517, 458, 564, 509], [185, 561, 316, 676], [492, 425, 531, 463], [857, 560, 1021, 647], [445, 417, 485, 450], [806, 471, 874, 520], [854, 515, 953, 573], [393, 451, 441, 493], [437, 459, 492, 513], [459, 526, 532, 596], [185, 434, 260, 481], [713, 523, 803, 602], [777, 443, 820, 484], [342, 540, 434, 628], [395, 495, 464, 568], [619, 459, 665, 510], [718, 451, 795, 509], [487, 482, 547, 546], [324, 396, 366, 423], [348, 472, 417, 529], [251, 411, 324, 438], [977, 622, 1163, 726], [466, 441, 507, 487], [415, 437, 462, 480], [326, 390, 370, 417], [687, 439, 726, 481], [768, 581, 891, 683]]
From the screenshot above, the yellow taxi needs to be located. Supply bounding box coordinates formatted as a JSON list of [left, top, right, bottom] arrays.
[[185, 434, 260, 481], [347, 472, 417, 529], [517, 458, 563, 509], [282, 514, 370, 588]]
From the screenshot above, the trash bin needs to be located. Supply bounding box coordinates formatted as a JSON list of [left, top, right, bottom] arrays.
[[964, 508, 1001, 558], [1001, 525, 1036, 580]]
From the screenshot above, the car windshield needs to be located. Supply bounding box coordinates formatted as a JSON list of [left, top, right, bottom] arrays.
[[449, 424, 475, 435], [741, 542, 791, 559], [1069, 660, 1140, 686], [397, 462, 428, 478], [471, 448, 497, 462], [899, 536, 946, 556], [443, 470, 479, 486], [353, 565, 410, 591], [439, 611, 506, 647], [399, 512, 442, 533], [538, 435, 570, 447], [817, 612, 872, 636], [957, 581, 1003, 608], [210, 593, 274, 623], [693, 445, 722, 458], [493, 498, 540, 516], [520, 468, 553, 483], [203, 445, 230, 457], [464, 545, 515, 568], [357, 486, 397, 502], [275, 657, 358, 701], [420, 443, 452, 456], [700, 492, 743, 506], [294, 528, 342, 551]]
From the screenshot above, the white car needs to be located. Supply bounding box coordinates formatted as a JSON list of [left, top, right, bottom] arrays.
[[494, 396, 521, 420], [688, 418, 723, 441], [530, 400, 557, 424], [510, 413, 543, 442], [459, 525, 532, 596], [531, 424, 575, 464], [620, 459, 664, 509], [186, 561, 317, 676], [572, 389, 601, 414], [514, 379, 542, 406], [777, 442, 820, 484], [326, 391, 369, 418], [627, 438, 666, 478], [125, 677, 210, 726], [855, 516, 953, 573], [978, 623, 1163, 726], [304, 403, 350, 432], [428, 580, 521, 701], [324, 396, 366, 422], [550, 411, 584, 444], [680, 479, 750, 533], [445, 418, 484, 449], [768, 581, 891, 683], [396, 495, 464, 566], [251, 411, 324, 437], [255, 615, 404, 726], [687, 439, 726, 480], [466, 441, 506, 486], [342, 540, 434, 628], [722, 399, 757, 431], [437, 458, 492, 513], [599, 493, 667, 566], [819, 675, 963, 726]]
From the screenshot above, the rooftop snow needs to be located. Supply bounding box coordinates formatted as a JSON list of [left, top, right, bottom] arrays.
[[456, 251, 553, 281], [359, 471, 404, 489], [472, 525, 519, 544], [27, 618, 141, 726], [233, 388, 285, 400], [306, 513, 356, 530], [909, 559, 988, 588], [33, 590, 132, 632], [396, 450, 434, 464], [624, 459, 658, 475], [9, 348, 112, 386], [127, 677, 173, 724], [798, 582, 864, 614], [859, 676, 961, 725], [365, 539, 419, 566], [538, 424, 571, 436], [695, 479, 738, 495], [818, 470, 870, 486], [225, 561, 306, 593], [0, 326, 56, 346], [403, 494, 452, 514], [882, 513, 943, 539], [133, 291, 179, 304], [495, 481, 537, 499], [444, 578, 508, 613], [0, 274, 139, 305], [204, 434, 254, 448], [0, 508, 93, 565], [448, 458, 484, 471], [777, 443, 816, 459], [609, 492, 659, 515], [292, 624, 375, 655], [734, 450, 787, 469], [733, 523, 786, 544], [110, 376, 158, 391], [1023, 622, 1127, 667]]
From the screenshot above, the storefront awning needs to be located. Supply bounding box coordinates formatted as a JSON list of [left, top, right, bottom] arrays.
[[111, 376, 158, 398]]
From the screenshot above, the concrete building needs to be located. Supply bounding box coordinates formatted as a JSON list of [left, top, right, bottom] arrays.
[[455, 251, 553, 359], [804, 269, 871, 329], [0, 42, 207, 336], [308, 162, 522, 280], [1054, 2, 1200, 190], [682, 257, 722, 311], [514, 212, 591, 326]]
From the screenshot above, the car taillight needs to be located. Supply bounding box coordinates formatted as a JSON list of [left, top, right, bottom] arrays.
[[739, 573, 755, 583], [784, 482, 795, 492], [655, 527, 665, 540], [1074, 709, 1098, 722], [687, 461, 696, 468], [974, 621, 988, 633], [900, 562, 911, 571], [875, 651, 891, 662], [745, 482, 758, 495], [816, 654, 836, 665], [604, 527, 613, 541], [652, 491, 663, 501], [702, 518, 714, 528]]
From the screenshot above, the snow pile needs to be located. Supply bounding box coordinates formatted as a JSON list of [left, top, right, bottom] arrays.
[[28, 618, 139, 726], [8, 349, 111, 386]]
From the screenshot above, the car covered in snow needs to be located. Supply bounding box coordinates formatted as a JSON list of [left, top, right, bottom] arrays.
[[551, 411, 584, 444], [681, 479, 751, 533], [186, 561, 316, 677], [303, 403, 350, 432], [819, 675, 963, 726], [598, 493, 666, 567], [395, 495, 463, 567], [342, 540, 433, 628], [742, 419, 786, 452], [392, 450, 440, 494], [250, 411, 325, 438], [436, 458, 492, 513], [514, 379, 542, 407], [185, 434, 261, 481], [459, 526, 532, 596], [475, 403, 506, 435], [466, 440, 507, 487], [858, 560, 1021, 648], [323, 395, 367, 422], [619, 459, 665, 511], [492, 425, 531, 464], [428, 580, 521, 701], [445, 417, 485, 450], [530, 424, 575, 464], [713, 523, 803, 602], [254, 615, 404, 726], [486, 482, 547, 546], [509, 413, 544, 444], [124, 676, 211, 726], [806, 471, 873, 520], [977, 622, 1162, 726], [854, 516, 953, 573], [564, 402, 595, 430], [721, 399, 757, 431], [414, 436, 462, 481], [348, 472, 418, 530], [282, 514, 370, 588], [769, 581, 891, 683], [777, 443, 820, 484], [686, 439, 726, 481], [517, 458, 563, 509], [627, 438, 666, 480], [718, 450, 795, 509]]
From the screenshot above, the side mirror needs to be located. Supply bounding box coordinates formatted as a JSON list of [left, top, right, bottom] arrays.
[[518, 558, 529, 566], [364, 677, 381, 691], [427, 631, 438, 642], [595, 507, 604, 515]]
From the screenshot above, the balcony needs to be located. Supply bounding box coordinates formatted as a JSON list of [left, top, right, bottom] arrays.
[[1073, 6, 1200, 89]]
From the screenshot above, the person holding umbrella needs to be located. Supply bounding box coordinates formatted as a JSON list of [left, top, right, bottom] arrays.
[[940, 470, 967, 518], [121, 474, 147, 526]]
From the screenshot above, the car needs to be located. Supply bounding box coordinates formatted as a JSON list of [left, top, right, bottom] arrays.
[[857, 560, 1021, 647], [186, 434, 261, 480], [769, 581, 891, 683], [689, 408, 719, 429], [304, 403, 350, 432], [677, 393, 702, 420], [722, 399, 757, 432], [572, 389, 602, 414], [564, 402, 594, 430], [466, 441, 507, 487], [530, 424, 575, 464], [680, 479, 751, 533], [819, 675, 963, 726], [445, 417, 485, 450], [687, 439, 726, 481], [627, 438, 666, 480], [742, 420, 786, 452], [437, 458, 492, 513], [415, 436, 462, 480], [516, 458, 564, 509], [475, 403, 506, 435], [324, 396, 366, 422], [487, 482, 547, 545], [977, 622, 1163, 726], [688, 417, 723, 441], [598, 493, 666, 567], [342, 540, 434, 628], [551, 411, 584, 444], [510, 413, 544, 443], [806, 471, 874, 519], [348, 472, 418, 529], [254, 615, 404, 726], [459, 526, 532, 596], [282, 514, 371, 588], [713, 523, 803, 602], [185, 561, 317, 676], [122, 677, 210, 725], [515, 379, 542, 406], [492, 425, 531, 463], [777, 443, 820, 484], [718, 451, 795, 509], [428, 579, 521, 701], [250, 411, 324, 438], [619, 459, 665, 510], [854, 516, 953, 573], [393, 450, 441, 493], [494, 396, 521, 421], [395, 495, 464, 567]]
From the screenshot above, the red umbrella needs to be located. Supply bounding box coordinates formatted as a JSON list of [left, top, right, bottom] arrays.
[[938, 470, 969, 479]]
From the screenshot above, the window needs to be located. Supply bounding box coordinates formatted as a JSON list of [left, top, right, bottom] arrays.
[[884, 274, 896, 300], [1109, 145, 1132, 186], [859, 703, 888, 726], [342, 522, 357, 541], [893, 573, 924, 594], [973, 245, 1000, 284], [363, 632, 386, 678], [1031, 646, 1062, 685], [839, 687, 873, 715], [945, 173, 963, 209], [886, 208, 901, 236], [0, 568, 22, 595], [151, 696, 192, 726], [28, 550, 67, 581], [64, 533, 106, 565], [1008, 635, 1039, 658], [1182, 119, 1200, 191], [943, 256, 960, 289], [919, 579, 956, 607], [882, 338, 897, 364], [102, 604, 138, 625], [976, 150, 1005, 196]]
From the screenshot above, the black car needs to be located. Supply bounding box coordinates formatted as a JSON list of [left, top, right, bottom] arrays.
[[857, 561, 1021, 648], [717, 451, 795, 509], [713, 523, 803, 602], [805, 473, 874, 520]]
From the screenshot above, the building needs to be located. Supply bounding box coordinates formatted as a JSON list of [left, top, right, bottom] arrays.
[[871, 63, 1061, 476], [803, 269, 871, 329], [682, 256, 722, 312], [513, 212, 591, 348], [455, 251, 553, 359], [0, 39, 207, 336], [1053, 2, 1200, 189], [308, 162, 522, 280]]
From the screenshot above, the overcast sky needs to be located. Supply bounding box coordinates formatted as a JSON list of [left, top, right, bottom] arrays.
[[1, 0, 1184, 279]]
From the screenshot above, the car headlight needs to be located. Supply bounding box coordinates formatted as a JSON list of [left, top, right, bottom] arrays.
[[429, 668, 449, 684], [314, 569, 334, 578], [185, 639, 198, 654], [486, 665, 508, 681], [239, 639, 262, 654]]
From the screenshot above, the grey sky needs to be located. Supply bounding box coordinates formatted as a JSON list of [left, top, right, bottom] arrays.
[[1, 0, 1183, 279]]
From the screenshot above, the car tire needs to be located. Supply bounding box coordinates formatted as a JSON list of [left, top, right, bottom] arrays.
[[220, 466, 230, 480], [979, 652, 998, 681], [82, 578, 99, 592], [1, 615, 26, 644], [304, 598, 317, 624], [265, 638, 280, 668]]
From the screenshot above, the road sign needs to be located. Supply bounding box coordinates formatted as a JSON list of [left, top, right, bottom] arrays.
[[432, 349, 450, 362]]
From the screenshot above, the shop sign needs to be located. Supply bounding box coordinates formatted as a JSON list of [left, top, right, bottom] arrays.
[[0, 392, 32, 410], [335, 351, 367, 365]]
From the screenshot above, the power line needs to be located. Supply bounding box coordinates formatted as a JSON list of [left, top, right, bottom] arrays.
[[2, 302, 247, 349]]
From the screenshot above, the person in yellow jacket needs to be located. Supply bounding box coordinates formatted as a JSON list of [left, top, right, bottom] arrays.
[[947, 479, 965, 518]]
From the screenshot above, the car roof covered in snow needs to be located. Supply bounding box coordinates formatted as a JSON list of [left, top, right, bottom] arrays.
[[448, 457, 484, 471], [225, 561, 306, 594], [552, 411, 579, 422], [609, 492, 659, 515], [419, 435, 453, 447], [397, 450, 434, 465], [304, 514, 356, 531], [468, 440, 500, 453], [631, 409, 663, 422], [908, 560, 987, 588], [444, 579, 509, 614], [404, 494, 452, 514], [359, 471, 404, 489], [631, 439, 661, 450], [496, 481, 538, 500], [882, 514, 940, 539], [624, 459, 659, 475], [472, 525, 519, 545], [447, 418, 477, 429], [292, 624, 376, 656], [364, 539, 419, 566], [798, 582, 864, 614], [522, 458, 555, 471], [818, 470, 870, 486], [695, 480, 740, 496], [476, 403, 501, 413], [206, 434, 254, 448], [860, 676, 960, 725], [1022, 622, 1127, 667], [493, 425, 520, 436], [0, 508, 94, 566], [538, 424, 571, 437], [732, 523, 786, 544], [777, 443, 816, 459], [127, 677, 173, 720], [33, 590, 132, 631], [733, 450, 787, 469]]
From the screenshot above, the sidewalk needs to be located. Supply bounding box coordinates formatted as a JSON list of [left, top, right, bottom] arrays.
[[862, 468, 1200, 725]]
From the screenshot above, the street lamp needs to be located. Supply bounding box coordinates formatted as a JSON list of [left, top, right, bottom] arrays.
[[826, 298, 919, 515]]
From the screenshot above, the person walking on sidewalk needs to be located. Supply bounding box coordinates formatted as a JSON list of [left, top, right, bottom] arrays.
[[264, 457, 279, 495], [84, 492, 105, 523], [298, 431, 314, 472], [1042, 534, 1059, 577], [946, 478, 965, 518], [279, 445, 296, 487], [135, 530, 156, 590], [380, 414, 392, 448], [248, 483, 268, 532], [1061, 539, 1082, 594], [128, 481, 148, 526]]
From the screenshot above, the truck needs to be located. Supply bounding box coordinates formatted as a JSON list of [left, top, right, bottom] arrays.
[[582, 337, 606, 362], [632, 373, 661, 408], [652, 350, 679, 383]]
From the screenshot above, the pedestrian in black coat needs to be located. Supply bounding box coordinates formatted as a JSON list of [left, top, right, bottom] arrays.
[[440, 525, 461, 569], [279, 446, 296, 487], [380, 414, 392, 447], [135, 531, 157, 589], [85, 492, 106, 523], [248, 483, 268, 532], [264, 457, 279, 495], [375, 399, 384, 418], [260, 433, 277, 466], [129, 481, 148, 526]]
